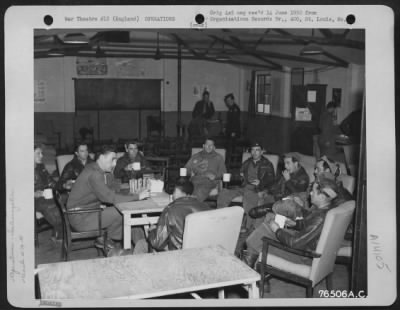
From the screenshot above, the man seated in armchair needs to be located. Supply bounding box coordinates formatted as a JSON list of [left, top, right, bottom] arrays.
[[242, 177, 340, 268], [133, 178, 211, 253], [184, 138, 226, 202], [113, 140, 149, 183], [217, 142, 275, 230], [56, 142, 93, 192], [249, 154, 310, 219], [67, 145, 150, 254]]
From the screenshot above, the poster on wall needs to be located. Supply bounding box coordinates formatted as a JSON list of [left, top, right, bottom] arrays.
[[76, 57, 108, 75], [113, 58, 144, 76], [34, 80, 46, 104]]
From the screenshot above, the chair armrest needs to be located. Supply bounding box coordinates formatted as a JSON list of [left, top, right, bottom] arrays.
[[261, 237, 321, 259], [66, 207, 103, 215]]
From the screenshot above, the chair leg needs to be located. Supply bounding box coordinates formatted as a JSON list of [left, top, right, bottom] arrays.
[[306, 286, 313, 298], [326, 273, 333, 291]]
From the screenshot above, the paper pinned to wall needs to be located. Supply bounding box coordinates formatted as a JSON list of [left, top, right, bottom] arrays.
[[34, 80, 47, 104], [295, 107, 312, 121], [307, 90, 317, 103]]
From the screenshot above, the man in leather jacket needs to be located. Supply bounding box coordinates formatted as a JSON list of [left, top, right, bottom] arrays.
[[34, 144, 63, 241], [242, 178, 340, 268], [217, 142, 275, 230], [133, 178, 210, 253], [113, 140, 149, 183], [57, 143, 93, 191]]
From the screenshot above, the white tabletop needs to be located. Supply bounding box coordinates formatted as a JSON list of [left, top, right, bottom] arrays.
[[38, 246, 260, 299]]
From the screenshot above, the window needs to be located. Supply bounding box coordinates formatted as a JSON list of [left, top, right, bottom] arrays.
[[255, 72, 272, 115]]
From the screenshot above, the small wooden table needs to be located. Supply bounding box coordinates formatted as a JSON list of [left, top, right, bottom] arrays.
[[37, 246, 260, 299], [115, 192, 170, 249]]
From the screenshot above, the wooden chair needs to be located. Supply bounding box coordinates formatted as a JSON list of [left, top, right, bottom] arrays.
[[257, 200, 355, 298], [182, 206, 244, 254], [56, 154, 74, 176], [54, 190, 108, 261]]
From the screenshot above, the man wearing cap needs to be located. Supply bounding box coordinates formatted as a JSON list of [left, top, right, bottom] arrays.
[[249, 155, 350, 219], [242, 178, 340, 268], [217, 142, 275, 229]]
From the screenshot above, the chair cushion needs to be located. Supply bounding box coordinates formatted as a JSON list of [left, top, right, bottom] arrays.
[[337, 246, 352, 257], [258, 253, 311, 278], [36, 211, 44, 219], [338, 239, 352, 257]]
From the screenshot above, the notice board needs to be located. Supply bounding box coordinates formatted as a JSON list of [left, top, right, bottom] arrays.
[[74, 78, 161, 110]]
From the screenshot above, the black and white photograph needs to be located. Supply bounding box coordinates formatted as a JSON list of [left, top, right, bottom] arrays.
[[4, 4, 396, 308]]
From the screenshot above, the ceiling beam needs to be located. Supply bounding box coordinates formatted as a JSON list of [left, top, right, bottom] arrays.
[[318, 29, 333, 38], [341, 29, 351, 38], [254, 33, 364, 49], [210, 34, 282, 70], [273, 29, 307, 44], [34, 51, 276, 69], [321, 50, 349, 67], [253, 30, 270, 50], [169, 33, 202, 57], [210, 35, 347, 68]]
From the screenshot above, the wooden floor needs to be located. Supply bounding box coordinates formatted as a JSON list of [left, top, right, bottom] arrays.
[[35, 229, 350, 299]]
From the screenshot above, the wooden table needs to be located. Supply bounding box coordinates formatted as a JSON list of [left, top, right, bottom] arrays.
[[37, 246, 260, 299], [115, 192, 170, 249]]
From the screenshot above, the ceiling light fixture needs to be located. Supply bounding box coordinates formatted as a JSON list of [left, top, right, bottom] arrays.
[[62, 33, 89, 44], [300, 29, 324, 56], [47, 48, 65, 56]]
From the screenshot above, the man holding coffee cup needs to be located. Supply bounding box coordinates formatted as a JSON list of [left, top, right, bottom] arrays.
[[113, 140, 149, 183], [217, 142, 275, 230], [34, 144, 63, 242], [67, 145, 150, 253], [57, 142, 93, 192]]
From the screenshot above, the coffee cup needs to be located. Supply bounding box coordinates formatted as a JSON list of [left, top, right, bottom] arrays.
[[180, 168, 187, 177], [43, 188, 53, 199], [223, 173, 231, 182], [132, 162, 141, 171]]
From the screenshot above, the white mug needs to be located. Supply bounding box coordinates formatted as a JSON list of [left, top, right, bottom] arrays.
[[274, 214, 287, 229], [223, 173, 231, 182], [132, 162, 141, 171], [180, 168, 187, 177], [43, 188, 53, 199]]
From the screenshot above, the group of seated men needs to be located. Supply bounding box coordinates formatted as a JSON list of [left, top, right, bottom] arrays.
[[34, 137, 353, 265]]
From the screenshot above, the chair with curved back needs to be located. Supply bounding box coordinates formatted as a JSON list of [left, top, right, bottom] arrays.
[[257, 200, 355, 298], [56, 154, 74, 176], [182, 206, 244, 254], [54, 190, 108, 261]]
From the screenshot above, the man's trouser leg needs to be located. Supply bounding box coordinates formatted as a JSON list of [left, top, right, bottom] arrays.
[[245, 213, 277, 254], [191, 177, 216, 202], [242, 190, 261, 230], [36, 200, 63, 237], [217, 188, 244, 209], [70, 206, 123, 241]]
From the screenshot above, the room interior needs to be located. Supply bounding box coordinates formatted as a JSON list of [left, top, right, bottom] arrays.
[[34, 27, 367, 298]]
